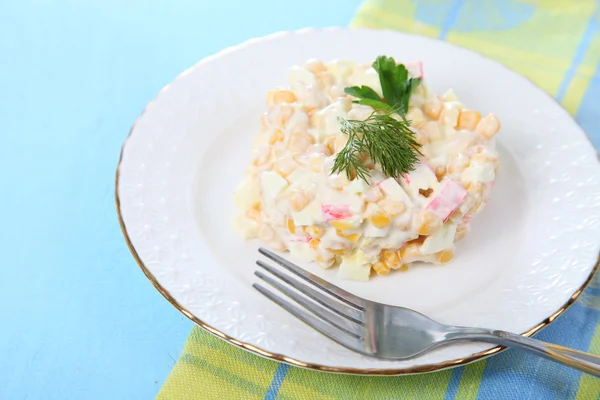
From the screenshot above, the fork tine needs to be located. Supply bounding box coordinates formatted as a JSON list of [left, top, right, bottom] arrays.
[[258, 247, 364, 310], [256, 260, 363, 324], [253, 283, 363, 351], [255, 271, 362, 338]]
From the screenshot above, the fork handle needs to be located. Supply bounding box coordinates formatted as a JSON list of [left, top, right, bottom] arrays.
[[452, 330, 600, 377]]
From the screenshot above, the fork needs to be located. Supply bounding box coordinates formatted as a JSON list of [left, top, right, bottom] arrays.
[[253, 247, 600, 377]]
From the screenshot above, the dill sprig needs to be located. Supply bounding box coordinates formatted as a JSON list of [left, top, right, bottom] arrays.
[[331, 112, 422, 181], [332, 55, 423, 181]]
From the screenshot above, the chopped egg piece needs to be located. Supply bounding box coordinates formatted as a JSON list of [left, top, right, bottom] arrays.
[[292, 200, 321, 226], [231, 215, 259, 240], [288, 242, 316, 262], [461, 164, 495, 184], [289, 66, 315, 85], [364, 223, 390, 238], [421, 224, 457, 255], [233, 178, 261, 209], [401, 164, 440, 202], [261, 171, 288, 198], [378, 178, 414, 205], [338, 250, 374, 281], [349, 67, 383, 97], [344, 178, 369, 194]]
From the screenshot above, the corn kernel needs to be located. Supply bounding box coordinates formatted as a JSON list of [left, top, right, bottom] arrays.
[[306, 225, 325, 238], [422, 98, 442, 120], [381, 249, 401, 269], [325, 136, 336, 155], [267, 88, 297, 106], [304, 106, 316, 115], [369, 212, 390, 228], [457, 109, 481, 131], [398, 264, 410, 272], [331, 220, 354, 231], [269, 129, 284, 145], [305, 59, 325, 73], [415, 210, 442, 235], [347, 233, 361, 243], [437, 249, 454, 263], [410, 235, 427, 245], [327, 248, 345, 256], [276, 104, 294, 126], [475, 114, 501, 139], [274, 155, 297, 177], [309, 238, 320, 250], [372, 261, 390, 276], [287, 218, 296, 234], [336, 230, 360, 243]]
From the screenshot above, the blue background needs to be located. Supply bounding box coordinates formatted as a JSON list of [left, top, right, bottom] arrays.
[[0, 0, 362, 398]]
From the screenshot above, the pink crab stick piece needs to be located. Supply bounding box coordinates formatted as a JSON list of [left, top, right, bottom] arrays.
[[402, 173, 411, 185], [290, 236, 312, 243], [405, 61, 423, 79], [321, 204, 352, 222], [426, 179, 467, 221]]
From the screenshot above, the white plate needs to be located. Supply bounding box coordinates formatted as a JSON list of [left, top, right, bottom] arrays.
[[116, 28, 600, 374]]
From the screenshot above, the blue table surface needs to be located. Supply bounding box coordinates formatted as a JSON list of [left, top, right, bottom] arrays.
[[0, 0, 362, 398]]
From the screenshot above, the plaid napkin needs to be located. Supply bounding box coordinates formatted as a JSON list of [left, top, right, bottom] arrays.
[[158, 1, 600, 398]]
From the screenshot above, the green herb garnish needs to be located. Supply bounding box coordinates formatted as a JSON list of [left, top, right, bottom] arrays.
[[343, 86, 395, 113], [344, 56, 422, 115], [333, 56, 423, 181], [331, 112, 421, 182]]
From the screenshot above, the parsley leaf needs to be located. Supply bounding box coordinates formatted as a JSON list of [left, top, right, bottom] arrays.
[[344, 85, 381, 101], [343, 56, 421, 116], [373, 56, 408, 111], [372, 55, 418, 115], [344, 86, 395, 112]]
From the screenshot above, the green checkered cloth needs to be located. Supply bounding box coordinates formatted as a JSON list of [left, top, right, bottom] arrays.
[[158, 1, 600, 398]]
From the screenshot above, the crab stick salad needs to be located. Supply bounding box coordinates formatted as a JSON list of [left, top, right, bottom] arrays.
[[233, 57, 500, 281]]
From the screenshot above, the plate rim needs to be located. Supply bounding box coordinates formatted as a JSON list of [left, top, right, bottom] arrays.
[[115, 26, 600, 375]]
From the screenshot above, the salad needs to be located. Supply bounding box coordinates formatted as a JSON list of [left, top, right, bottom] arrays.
[[233, 56, 500, 281]]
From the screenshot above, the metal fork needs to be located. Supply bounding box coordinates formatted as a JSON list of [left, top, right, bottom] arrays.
[[253, 247, 600, 377]]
